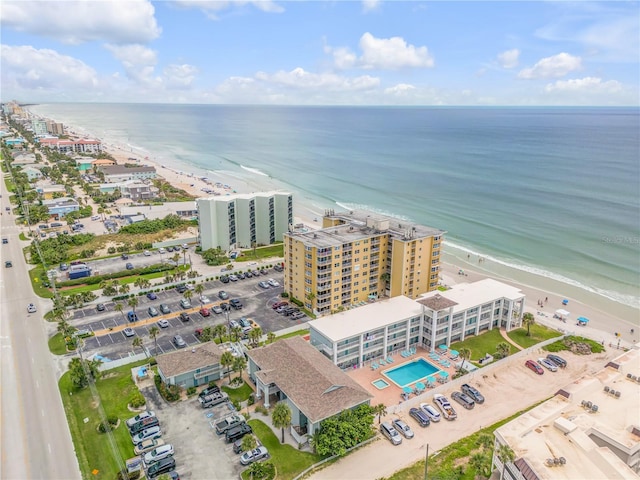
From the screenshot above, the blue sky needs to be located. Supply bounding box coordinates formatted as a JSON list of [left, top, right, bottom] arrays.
[[1, 1, 638, 105]]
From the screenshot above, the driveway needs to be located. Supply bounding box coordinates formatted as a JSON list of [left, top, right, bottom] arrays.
[[142, 385, 242, 479]]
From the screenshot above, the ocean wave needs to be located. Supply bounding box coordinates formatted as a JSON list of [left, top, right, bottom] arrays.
[[445, 240, 640, 309], [333, 202, 413, 222], [240, 165, 269, 177]]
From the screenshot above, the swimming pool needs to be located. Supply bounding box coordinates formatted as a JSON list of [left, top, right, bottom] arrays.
[[382, 358, 440, 388], [372, 379, 390, 390]]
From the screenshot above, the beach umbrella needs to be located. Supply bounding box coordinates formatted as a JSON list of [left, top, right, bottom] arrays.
[[562, 299, 569, 305], [438, 344, 448, 350], [439, 371, 449, 378], [577, 317, 589, 323], [403, 386, 413, 394], [416, 382, 426, 391], [449, 349, 459, 357]]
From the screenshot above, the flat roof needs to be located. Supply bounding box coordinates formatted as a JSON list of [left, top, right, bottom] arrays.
[[308, 296, 422, 342], [198, 191, 292, 203], [496, 349, 640, 480], [419, 278, 524, 313]]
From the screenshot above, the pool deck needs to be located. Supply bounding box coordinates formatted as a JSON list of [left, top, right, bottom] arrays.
[[345, 347, 458, 407]]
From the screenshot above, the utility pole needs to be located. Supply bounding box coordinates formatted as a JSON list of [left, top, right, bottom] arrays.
[[424, 443, 429, 480]]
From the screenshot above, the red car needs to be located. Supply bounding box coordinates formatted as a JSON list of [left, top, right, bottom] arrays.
[[199, 307, 211, 317], [525, 360, 544, 375], [272, 301, 288, 309]]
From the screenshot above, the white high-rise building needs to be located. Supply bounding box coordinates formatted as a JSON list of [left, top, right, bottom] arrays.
[[31, 119, 48, 137], [197, 192, 293, 251]]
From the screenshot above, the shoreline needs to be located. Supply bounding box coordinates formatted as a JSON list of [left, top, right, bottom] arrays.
[[31, 109, 639, 339]]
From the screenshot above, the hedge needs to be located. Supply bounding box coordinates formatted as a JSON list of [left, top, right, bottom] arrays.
[[56, 263, 174, 287]]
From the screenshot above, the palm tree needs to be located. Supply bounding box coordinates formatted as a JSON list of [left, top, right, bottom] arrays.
[[459, 347, 472, 370], [248, 327, 262, 348], [496, 342, 511, 359], [496, 443, 515, 480], [476, 432, 494, 452], [194, 283, 204, 300], [373, 403, 387, 425], [379, 272, 391, 294], [522, 312, 535, 336], [183, 290, 193, 304], [233, 356, 247, 380], [118, 283, 130, 295], [114, 302, 125, 323], [470, 452, 490, 479], [127, 296, 139, 315], [148, 325, 160, 355], [220, 351, 234, 383], [231, 326, 243, 343], [241, 434, 257, 453], [134, 277, 146, 289], [267, 332, 276, 344], [271, 402, 292, 443], [213, 324, 227, 344], [132, 337, 145, 356]]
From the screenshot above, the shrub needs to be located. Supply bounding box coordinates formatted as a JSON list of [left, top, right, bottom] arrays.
[[254, 405, 269, 416], [187, 386, 197, 396], [247, 394, 255, 406], [97, 421, 112, 433], [129, 390, 146, 408], [107, 247, 116, 254], [154, 373, 181, 402], [291, 297, 303, 307], [281, 292, 289, 298], [116, 470, 141, 480], [232, 399, 241, 411], [107, 415, 119, 426], [208, 380, 218, 388]]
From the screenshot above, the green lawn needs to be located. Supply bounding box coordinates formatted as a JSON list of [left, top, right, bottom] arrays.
[[59, 359, 148, 480], [221, 379, 254, 403], [543, 335, 605, 354], [239, 243, 284, 261], [275, 329, 309, 341], [449, 328, 514, 362], [28, 266, 54, 298], [48, 333, 69, 355], [246, 419, 322, 480], [58, 270, 168, 296], [19, 232, 29, 241], [507, 324, 562, 349]]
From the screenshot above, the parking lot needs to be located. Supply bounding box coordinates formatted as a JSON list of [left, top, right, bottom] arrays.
[[73, 269, 309, 359], [142, 385, 244, 479]]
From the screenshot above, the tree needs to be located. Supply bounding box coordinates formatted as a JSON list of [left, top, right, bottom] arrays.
[[127, 296, 139, 314], [379, 272, 391, 293], [496, 443, 516, 480], [118, 283, 130, 295], [373, 403, 387, 424], [148, 325, 160, 355], [312, 404, 375, 456], [231, 326, 243, 343], [267, 332, 276, 344], [220, 351, 234, 383], [68, 357, 102, 389], [470, 452, 491, 479], [248, 326, 262, 347], [241, 434, 257, 453], [496, 342, 511, 359], [458, 347, 472, 370], [183, 290, 193, 303], [114, 302, 125, 323], [476, 432, 494, 452], [233, 356, 247, 380], [522, 312, 535, 336], [132, 337, 144, 356], [271, 402, 292, 443], [213, 324, 227, 343], [194, 283, 204, 299]]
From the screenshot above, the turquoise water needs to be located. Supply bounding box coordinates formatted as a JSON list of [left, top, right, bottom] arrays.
[[28, 104, 640, 309], [372, 379, 390, 390], [383, 358, 440, 388]]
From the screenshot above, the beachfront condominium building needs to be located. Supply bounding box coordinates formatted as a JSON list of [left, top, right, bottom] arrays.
[[98, 165, 157, 183], [197, 191, 293, 252], [308, 278, 525, 369], [31, 119, 48, 137], [45, 120, 64, 135], [283, 210, 445, 316]]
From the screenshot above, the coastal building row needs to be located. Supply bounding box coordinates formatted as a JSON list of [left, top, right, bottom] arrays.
[[283, 210, 445, 316], [98, 165, 157, 183], [118, 202, 198, 221], [197, 192, 293, 251], [308, 278, 525, 369], [38, 137, 102, 154]]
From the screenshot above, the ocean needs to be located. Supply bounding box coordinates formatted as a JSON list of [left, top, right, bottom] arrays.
[[28, 104, 640, 311]]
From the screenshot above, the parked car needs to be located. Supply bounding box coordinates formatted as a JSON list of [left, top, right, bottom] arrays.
[[220, 275, 230, 284], [144, 250, 151, 256], [159, 304, 171, 314], [380, 422, 402, 445], [131, 426, 162, 445], [240, 446, 269, 465], [433, 395, 457, 420], [451, 391, 476, 410], [180, 299, 191, 309], [134, 438, 165, 456], [200, 295, 211, 304], [126, 411, 156, 428], [267, 278, 280, 287], [291, 312, 306, 320], [239, 317, 251, 329], [173, 335, 187, 348], [233, 435, 260, 454], [409, 407, 431, 427], [148, 307, 159, 317], [229, 320, 240, 329], [252, 270, 260, 276], [157, 319, 169, 328], [129, 417, 159, 435], [392, 419, 414, 439], [59, 263, 68, 271], [225, 422, 252, 442], [525, 359, 544, 375], [419, 403, 441, 422], [272, 301, 287, 309], [178, 313, 190, 322], [258, 281, 270, 289], [166, 246, 174, 252], [121, 253, 129, 260], [215, 414, 245, 434], [126, 263, 134, 270], [27, 303, 37, 313], [96, 303, 106, 312], [237, 272, 246, 280], [199, 392, 229, 409], [199, 307, 211, 317], [220, 302, 230, 311], [147, 292, 158, 300], [146, 457, 175, 479], [229, 298, 243, 310], [123, 327, 136, 337], [212, 305, 223, 314], [461, 384, 485, 404], [175, 284, 187, 293], [143, 444, 174, 466], [538, 357, 558, 372], [5, 261, 12, 268], [218, 291, 229, 300], [229, 274, 238, 282], [199, 385, 220, 398], [546, 354, 567, 368], [273, 264, 283, 272]]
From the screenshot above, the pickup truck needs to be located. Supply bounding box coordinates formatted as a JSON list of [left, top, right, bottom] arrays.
[[433, 394, 457, 421], [215, 414, 245, 435], [461, 383, 485, 404], [199, 392, 229, 409]]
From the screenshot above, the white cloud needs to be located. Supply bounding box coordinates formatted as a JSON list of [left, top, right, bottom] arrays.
[[329, 33, 434, 70], [0, 44, 98, 91], [544, 77, 622, 94], [384, 84, 416, 95], [0, 0, 160, 44], [362, 0, 381, 13], [163, 64, 199, 89], [105, 44, 158, 85], [497, 49, 520, 69], [172, 0, 283, 19], [518, 53, 581, 79], [254, 67, 379, 91]]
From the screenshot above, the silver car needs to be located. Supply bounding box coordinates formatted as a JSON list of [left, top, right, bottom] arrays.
[[380, 422, 402, 445], [392, 419, 414, 439], [538, 357, 558, 372], [173, 335, 187, 348]]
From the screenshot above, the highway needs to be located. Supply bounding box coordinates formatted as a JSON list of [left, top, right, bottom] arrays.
[[1, 191, 81, 479]]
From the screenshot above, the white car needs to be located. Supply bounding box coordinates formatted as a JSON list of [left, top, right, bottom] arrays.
[[200, 295, 211, 304], [123, 327, 136, 337], [267, 278, 280, 287], [27, 303, 37, 313], [143, 444, 174, 465], [240, 446, 269, 465], [419, 403, 441, 422], [143, 250, 151, 256], [131, 426, 162, 445], [180, 299, 192, 309], [126, 411, 156, 428], [538, 357, 558, 372], [157, 319, 169, 328]]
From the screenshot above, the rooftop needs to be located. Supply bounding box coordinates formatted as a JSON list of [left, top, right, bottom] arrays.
[[496, 348, 640, 480], [42, 197, 78, 207], [248, 336, 372, 423], [155, 342, 223, 378], [419, 278, 524, 313], [99, 165, 157, 175], [308, 296, 422, 342], [198, 191, 292, 202]]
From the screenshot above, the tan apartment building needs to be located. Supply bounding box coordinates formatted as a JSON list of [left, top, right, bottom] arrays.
[[284, 210, 445, 316]]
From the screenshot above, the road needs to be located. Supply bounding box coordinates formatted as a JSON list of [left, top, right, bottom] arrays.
[[0, 192, 81, 480]]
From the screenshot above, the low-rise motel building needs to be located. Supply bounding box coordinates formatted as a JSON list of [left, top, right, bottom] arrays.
[[309, 278, 525, 369], [492, 348, 640, 480], [284, 210, 445, 317]]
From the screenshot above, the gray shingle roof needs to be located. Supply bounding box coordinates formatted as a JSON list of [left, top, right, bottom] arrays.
[[417, 293, 458, 311], [156, 342, 223, 378], [247, 336, 372, 423]]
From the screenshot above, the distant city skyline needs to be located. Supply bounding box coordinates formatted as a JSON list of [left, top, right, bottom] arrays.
[[1, 1, 638, 106]]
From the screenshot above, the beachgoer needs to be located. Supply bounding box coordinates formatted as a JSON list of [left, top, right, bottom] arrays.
[[545, 297, 548, 303]]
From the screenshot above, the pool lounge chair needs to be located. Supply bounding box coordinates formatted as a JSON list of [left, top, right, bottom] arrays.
[[379, 359, 387, 366], [410, 347, 417, 355], [387, 356, 393, 363], [371, 362, 378, 370], [401, 351, 409, 357]]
